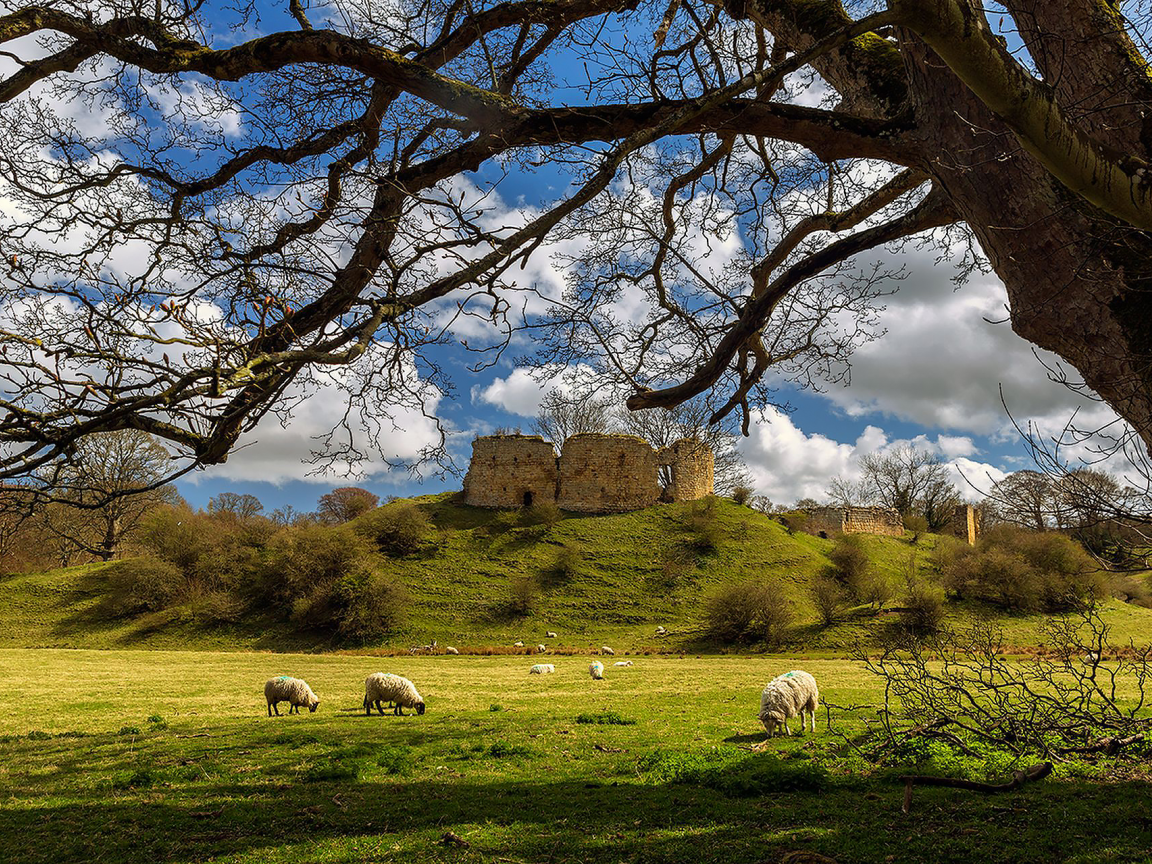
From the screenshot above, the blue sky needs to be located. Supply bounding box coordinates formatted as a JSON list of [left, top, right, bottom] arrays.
[[1, 1, 1121, 515]]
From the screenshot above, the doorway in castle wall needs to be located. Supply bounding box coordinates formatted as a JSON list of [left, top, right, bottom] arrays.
[[523, 491, 534, 507]]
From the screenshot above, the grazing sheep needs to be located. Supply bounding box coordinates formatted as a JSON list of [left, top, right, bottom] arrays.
[[654, 626, 667, 636], [613, 660, 633, 667], [445, 646, 460, 655], [513, 641, 524, 648], [529, 663, 556, 674], [264, 676, 319, 716], [1082, 651, 1101, 664], [546, 631, 558, 638], [589, 661, 604, 680], [364, 672, 426, 716], [600, 646, 615, 656], [759, 670, 819, 738], [536, 644, 547, 654]]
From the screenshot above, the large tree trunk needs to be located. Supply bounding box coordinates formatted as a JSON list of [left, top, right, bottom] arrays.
[[900, 32, 1152, 446]]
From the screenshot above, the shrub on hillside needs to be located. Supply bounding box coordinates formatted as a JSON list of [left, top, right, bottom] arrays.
[[265, 523, 376, 604], [778, 511, 807, 535], [810, 573, 850, 626], [542, 544, 580, 585], [505, 575, 539, 616], [518, 501, 562, 528], [828, 535, 871, 599], [1111, 574, 1152, 608], [704, 579, 792, 646], [682, 497, 724, 552], [731, 486, 754, 506], [105, 556, 185, 616], [900, 577, 945, 635], [357, 503, 431, 556], [335, 570, 409, 642], [943, 527, 1104, 612], [903, 513, 929, 542]]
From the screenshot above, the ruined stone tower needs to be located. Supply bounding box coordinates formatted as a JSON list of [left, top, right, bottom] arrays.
[[461, 432, 714, 513]]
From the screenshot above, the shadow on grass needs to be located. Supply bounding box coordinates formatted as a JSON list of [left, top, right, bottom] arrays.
[[3, 731, 1152, 864]]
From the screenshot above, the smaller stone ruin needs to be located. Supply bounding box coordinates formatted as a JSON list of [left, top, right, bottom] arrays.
[[945, 504, 980, 545], [804, 506, 904, 538], [462, 432, 714, 513]]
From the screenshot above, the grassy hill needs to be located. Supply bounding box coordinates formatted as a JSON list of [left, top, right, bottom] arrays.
[[0, 492, 1149, 652]]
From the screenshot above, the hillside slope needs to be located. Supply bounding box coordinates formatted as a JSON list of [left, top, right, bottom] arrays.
[[0, 493, 1149, 651]]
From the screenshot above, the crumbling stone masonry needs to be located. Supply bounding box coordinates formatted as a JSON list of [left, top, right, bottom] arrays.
[[461, 435, 558, 509], [946, 504, 980, 545], [462, 432, 714, 513], [804, 506, 904, 538]]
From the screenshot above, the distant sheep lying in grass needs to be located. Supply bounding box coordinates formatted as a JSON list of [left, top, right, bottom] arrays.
[[759, 670, 819, 738], [600, 646, 615, 656], [264, 676, 319, 716], [546, 631, 557, 638], [364, 673, 426, 716], [613, 660, 633, 667], [513, 641, 524, 648], [445, 646, 459, 655], [529, 663, 556, 674], [589, 661, 604, 680]]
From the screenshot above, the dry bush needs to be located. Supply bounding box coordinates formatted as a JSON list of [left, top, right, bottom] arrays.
[[505, 575, 540, 616], [943, 526, 1105, 612], [518, 501, 562, 528], [105, 556, 185, 616], [704, 579, 792, 646], [681, 497, 724, 552], [900, 577, 946, 634], [542, 544, 580, 585], [731, 485, 754, 506], [828, 535, 871, 600], [356, 503, 431, 556], [903, 513, 929, 542], [810, 573, 850, 626], [1111, 574, 1152, 608]]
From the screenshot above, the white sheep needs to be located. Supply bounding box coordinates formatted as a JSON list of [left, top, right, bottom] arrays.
[[364, 672, 426, 716], [529, 663, 556, 674], [759, 670, 819, 738], [536, 644, 547, 654], [1082, 651, 1101, 664], [589, 661, 604, 680], [655, 626, 667, 636], [513, 641, 524, 648], [600, 646, 615, 656], [546, 631, 558, 638], [613, 660, 633, 667], [264, 676, 319, 716], [445, 646, 459, 655]]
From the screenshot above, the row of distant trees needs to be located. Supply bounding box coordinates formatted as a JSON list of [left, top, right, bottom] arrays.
[[0, 429, 384, 573]]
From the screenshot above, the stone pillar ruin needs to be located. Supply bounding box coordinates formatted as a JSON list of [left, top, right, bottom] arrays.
[[947, 504, 979, 545]]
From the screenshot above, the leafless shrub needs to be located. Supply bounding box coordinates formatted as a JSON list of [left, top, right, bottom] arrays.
[[858, 607, 1152, 758]]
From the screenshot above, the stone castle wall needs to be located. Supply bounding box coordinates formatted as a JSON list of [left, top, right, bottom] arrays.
[[804, 506, 904, 538], [658, 439, 715, 502], [462, 435, 558, 509], [557, 434, 662, 513], [463, 433, 713, 513]]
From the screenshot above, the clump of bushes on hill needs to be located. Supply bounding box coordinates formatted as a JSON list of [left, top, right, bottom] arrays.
[[518, 501, 562, 528], [112, 504, 410, 642], [825, 535, 893, 610], [356, 503, 431, 556], [541, 544, 580, 585], [505, 575, 540, 616], [704, 579, 792, 646], [105, 556, 185, 616], [942, 526, 1104, 612], [681, 496, 725, 552], [809, 574, 850, 626]]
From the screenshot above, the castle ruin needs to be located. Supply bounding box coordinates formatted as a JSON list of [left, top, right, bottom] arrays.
[[462, 433, 714, 513], [804, 506, 904, 538], [804, 502, 981, 543]]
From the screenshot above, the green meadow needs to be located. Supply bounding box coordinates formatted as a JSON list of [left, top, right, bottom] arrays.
[[2, 649, 1151, 864]]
